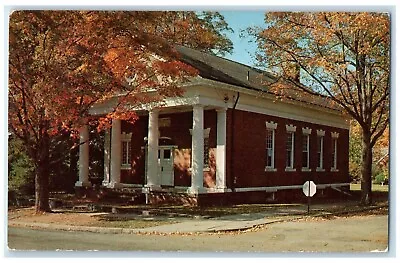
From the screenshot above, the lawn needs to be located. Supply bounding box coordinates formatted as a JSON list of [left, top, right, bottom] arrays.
[[350, 183, 389, 192], [8, 207, 180, 229]]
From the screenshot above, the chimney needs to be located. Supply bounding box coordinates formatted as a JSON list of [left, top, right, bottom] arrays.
[[288, 63, 300, 82]]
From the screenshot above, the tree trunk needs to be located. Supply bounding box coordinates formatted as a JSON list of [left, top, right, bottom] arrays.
[[360, 130, 373, 205], [35, 164, 51, 213], [34, 130, 51, 213]]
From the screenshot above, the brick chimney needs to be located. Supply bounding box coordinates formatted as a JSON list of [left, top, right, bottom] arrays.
[[287, 63, 300, 82]]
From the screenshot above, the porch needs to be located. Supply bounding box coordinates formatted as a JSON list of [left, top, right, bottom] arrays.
[[74, 101, 231, 201]]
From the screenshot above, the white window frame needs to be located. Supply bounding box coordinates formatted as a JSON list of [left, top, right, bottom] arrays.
[[203, 128, 211, 170], [285, 124, 296, 172], [331, 132, 339, 172], [316, 130, 325, 172], [265, 121, 277, 172], [121, 132, 132, 170], [301, 127, 312, 172]]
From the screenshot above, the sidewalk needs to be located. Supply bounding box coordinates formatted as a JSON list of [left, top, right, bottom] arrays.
[[8, 213, 299, 235], [8, 202, 387, 235]]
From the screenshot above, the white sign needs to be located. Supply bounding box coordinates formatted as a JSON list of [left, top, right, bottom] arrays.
[[303, 181, 317, 197]]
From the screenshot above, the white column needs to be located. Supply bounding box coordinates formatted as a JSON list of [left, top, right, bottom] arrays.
[[75, 125, 91, 187], [145, 109, 160, 189], [110, 119, 122, 188], [216, 108, 227, 190], [189, 105, 204, 193], [102, 128, 111, 186]]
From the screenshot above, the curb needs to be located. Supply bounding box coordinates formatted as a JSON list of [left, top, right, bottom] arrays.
[[8, 218, 291, 235], [8, 221, 138, 234], [8, 218, 286, 235], [8, 204, 388, 235]]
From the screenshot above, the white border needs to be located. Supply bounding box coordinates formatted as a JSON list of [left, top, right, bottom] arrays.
[[2, 2, 397, 260]]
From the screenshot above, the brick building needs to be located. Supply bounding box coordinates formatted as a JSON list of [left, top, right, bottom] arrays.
[[75, 45, 351, 205]]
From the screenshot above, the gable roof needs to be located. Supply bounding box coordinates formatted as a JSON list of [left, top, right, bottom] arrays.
[[176, 45, 274, 91], [175, 45, 340, 111]]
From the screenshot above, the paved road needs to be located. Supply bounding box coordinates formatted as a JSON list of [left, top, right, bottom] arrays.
[[7, 215, 388, 253]]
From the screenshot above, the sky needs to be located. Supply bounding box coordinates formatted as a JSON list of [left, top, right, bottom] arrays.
[[218, 11, 267, 67]]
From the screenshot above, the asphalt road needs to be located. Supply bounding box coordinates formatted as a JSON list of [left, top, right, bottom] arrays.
[[7, 215, 388, 253]]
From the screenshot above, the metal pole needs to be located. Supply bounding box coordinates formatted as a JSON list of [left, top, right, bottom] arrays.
[[307, 181, 311, 214]]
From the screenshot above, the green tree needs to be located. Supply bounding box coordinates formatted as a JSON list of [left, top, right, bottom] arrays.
[[349, 121, 363, 182], [8, 136, 35, 195]]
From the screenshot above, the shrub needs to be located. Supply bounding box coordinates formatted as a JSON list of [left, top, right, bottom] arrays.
[[374, 172, 387, 185], [8, 136, 35, 195]]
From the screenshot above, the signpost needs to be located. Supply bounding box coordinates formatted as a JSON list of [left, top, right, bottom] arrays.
[[303, 181, 317, 214]]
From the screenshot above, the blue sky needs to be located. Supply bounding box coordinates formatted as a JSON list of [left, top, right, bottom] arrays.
[[219, 11, 267, 67]]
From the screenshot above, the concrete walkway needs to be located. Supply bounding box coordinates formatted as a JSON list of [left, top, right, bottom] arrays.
[[137, 217, 287, 233], [8, 215, 296, 234]]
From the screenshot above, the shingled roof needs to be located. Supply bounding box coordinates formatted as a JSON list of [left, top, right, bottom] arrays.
[[175, 45, 340, 111]]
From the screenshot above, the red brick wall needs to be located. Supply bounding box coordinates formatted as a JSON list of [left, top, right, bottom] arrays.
[[227, 109, 350, 189]]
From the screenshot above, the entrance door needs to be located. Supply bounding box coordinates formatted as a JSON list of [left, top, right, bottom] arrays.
[[158, 147, 174, 186]]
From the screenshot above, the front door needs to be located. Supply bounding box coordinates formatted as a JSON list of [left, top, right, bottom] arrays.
[[158, 147, 175, 186]]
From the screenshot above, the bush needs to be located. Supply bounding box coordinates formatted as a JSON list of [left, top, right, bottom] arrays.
[[371, 162, 389, 184], [8, 136, 35, 195], [374, 173, 386, 185]]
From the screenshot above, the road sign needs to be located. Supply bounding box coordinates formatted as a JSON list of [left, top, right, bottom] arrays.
[[303, 181, 317, 197]]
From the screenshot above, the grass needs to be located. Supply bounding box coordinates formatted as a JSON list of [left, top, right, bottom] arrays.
[[350, 183, 389, 192]]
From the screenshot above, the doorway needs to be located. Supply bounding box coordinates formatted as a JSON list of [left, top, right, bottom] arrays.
[[158, 146, 175, 186]]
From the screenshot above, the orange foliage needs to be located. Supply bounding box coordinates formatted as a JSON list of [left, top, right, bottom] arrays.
[[8, 11, 232, 211], [9, 11, 232, 143], [249, 12, 389, 148]]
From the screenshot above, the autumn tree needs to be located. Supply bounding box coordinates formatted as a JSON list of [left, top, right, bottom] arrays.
[[349, 119, 389, 183], [154, 11, 233, 56], [8, 10, 233, 213], [248, 12, 389, 205]]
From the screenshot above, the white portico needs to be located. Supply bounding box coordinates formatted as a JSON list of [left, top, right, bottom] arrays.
[[77, 89, 230, 195]]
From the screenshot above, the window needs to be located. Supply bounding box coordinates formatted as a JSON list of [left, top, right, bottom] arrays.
[[285, 124, 296, 171], [331, 132, 339, 171], [265, 121, 277, 171], [204, 136, 210, 168], [286, 133, 294, 168], [122, 141, 131, 165], [164, 149, 171, 159], [316, 130, 325, 171], [121, 132, 132, 169], [203, 128, 211, 168], [190, 128, 211, 170], [302, 135, 309, 168], [301, 127, 312, 171], [266, 130, 274, 167]]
